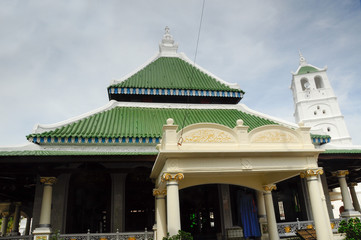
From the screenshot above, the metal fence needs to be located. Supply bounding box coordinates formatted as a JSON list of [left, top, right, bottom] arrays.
[[0, 236, 32, 240], [0, 219, 343, 240], [0, 229, 153, 240], [277, 218, 343, 237]]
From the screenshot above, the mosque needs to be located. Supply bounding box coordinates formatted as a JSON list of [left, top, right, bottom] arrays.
[[0, 27, 361, 240]]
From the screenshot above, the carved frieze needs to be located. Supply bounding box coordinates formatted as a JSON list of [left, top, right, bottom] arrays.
[[251, 130, 298, 143], [183, 129, 234, 143]]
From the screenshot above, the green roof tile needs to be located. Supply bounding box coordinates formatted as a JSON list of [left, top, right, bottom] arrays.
[[27, 107, 276, 142], [297, 66, 320, 75], [323, 149, 361, 154], [108, 57, 244, 93]]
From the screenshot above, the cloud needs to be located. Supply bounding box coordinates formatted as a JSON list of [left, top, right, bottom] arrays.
[[0, 0, 360, 145]]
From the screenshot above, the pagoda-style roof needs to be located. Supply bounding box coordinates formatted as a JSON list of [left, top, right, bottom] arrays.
[[108, 27, 244, 104], [27, 103, 275, 145]]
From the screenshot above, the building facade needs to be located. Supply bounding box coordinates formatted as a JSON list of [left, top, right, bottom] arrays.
[[0, 28, 361, 240]]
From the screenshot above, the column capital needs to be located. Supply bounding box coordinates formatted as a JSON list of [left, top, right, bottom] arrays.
[[153, 189, 167, 196], [349, 182, 358, 187], [332, 170, 349, 177], [161, 173, 184, 183], [300, 168, 324, 178], [40, 177, 57, 185], [263, 184, 277, 192]]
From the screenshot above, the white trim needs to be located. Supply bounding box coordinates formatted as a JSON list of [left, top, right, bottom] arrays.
[[33, 100, 118, 134]]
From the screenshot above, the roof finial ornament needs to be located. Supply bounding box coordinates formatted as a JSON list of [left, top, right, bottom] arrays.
[[159, 26, 178, 57], [299, 50, 307, 66]]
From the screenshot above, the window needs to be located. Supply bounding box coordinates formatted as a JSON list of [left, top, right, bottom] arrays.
[[315, 76, 324, 89], [301, 78, 310, 91]]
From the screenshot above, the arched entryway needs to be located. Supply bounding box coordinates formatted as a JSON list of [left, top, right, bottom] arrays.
[[66, 163, 111, 233]]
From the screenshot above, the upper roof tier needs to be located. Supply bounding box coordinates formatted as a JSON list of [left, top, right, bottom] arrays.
[[292, 51, 327, 75], [108, 27, 244, 104]]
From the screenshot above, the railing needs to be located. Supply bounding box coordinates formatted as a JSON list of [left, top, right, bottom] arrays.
[[0, 236, 32, 240], [277, 218, 343, 237], [53, 229, 153, 240], [0, 229, 153, 240]]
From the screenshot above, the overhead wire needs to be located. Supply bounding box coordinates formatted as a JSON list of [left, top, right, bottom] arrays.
[[178, 0, 206, 146]]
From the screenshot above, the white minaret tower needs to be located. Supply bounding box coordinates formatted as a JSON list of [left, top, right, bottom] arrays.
[[290, 52, 352, 145]]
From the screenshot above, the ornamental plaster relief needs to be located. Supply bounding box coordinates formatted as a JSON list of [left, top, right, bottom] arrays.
[[250, 129, 299, 143], [182, 129, 234, 143], [240, 158, 253, 170]]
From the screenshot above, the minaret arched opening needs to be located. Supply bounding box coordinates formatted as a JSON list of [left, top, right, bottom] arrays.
[[300, 78, 310, 91], [314, 76, 324, 89]]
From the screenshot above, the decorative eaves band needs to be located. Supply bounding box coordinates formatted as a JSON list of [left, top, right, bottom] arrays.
[[311, 136, 331, 144], [108, 87, 243, 98], [28, 136, 160, 144]]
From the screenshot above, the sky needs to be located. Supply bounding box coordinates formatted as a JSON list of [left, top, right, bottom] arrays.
[[0, 0, 361, 146]]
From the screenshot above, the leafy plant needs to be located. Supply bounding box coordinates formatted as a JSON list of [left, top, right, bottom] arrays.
[[338, 217, 361, 240], [163, 230, 193, 240]]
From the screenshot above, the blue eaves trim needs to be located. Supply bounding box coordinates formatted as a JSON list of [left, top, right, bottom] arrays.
[[109, 87, 243, 98], [312, 137, 331, 144], [29, 136, 160, 145]]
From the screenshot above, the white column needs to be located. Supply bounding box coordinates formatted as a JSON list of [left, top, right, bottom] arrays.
[[39, 177, 56, 227], [154, 189, 167, 240], [162, 173, 184, 236], [333, 170, 360, 217], [301, 169, 333, 240], [349, 182, 361, 212], [33, 177, 57, 240], [1, 212, 9, 236], [257, 190, 268, 240], [11, 202, 21, 235], [263, 184, 279, 240]]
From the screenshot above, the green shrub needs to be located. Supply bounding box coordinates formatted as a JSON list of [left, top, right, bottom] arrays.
[[338, 217, 361, 240], [163, 230, 193, 240]]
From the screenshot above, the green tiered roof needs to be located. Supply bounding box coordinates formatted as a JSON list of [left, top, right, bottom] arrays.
[[108, 57, 244, 93], [27, 107, 275, 144]]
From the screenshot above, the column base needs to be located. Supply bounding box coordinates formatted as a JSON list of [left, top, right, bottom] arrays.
[[341, 210, 361, 218], [32, 227, 52, 240]]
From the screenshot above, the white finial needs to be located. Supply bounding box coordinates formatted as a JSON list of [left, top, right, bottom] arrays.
[[159, 26, 178, 56], [236, 119, 244, 126], [166, 118, 174, 125], [299, 50, 307, 66]]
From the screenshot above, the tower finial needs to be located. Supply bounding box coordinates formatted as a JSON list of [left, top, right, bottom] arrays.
[[299, 50, 307, 66], [159, 26, 178, 56]]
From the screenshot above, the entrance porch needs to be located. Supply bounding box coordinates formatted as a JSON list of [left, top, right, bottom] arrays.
[[150, 119, 333, 240]]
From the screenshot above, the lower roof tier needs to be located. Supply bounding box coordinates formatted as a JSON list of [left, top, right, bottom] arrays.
[[27, 106, 277, 144]]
